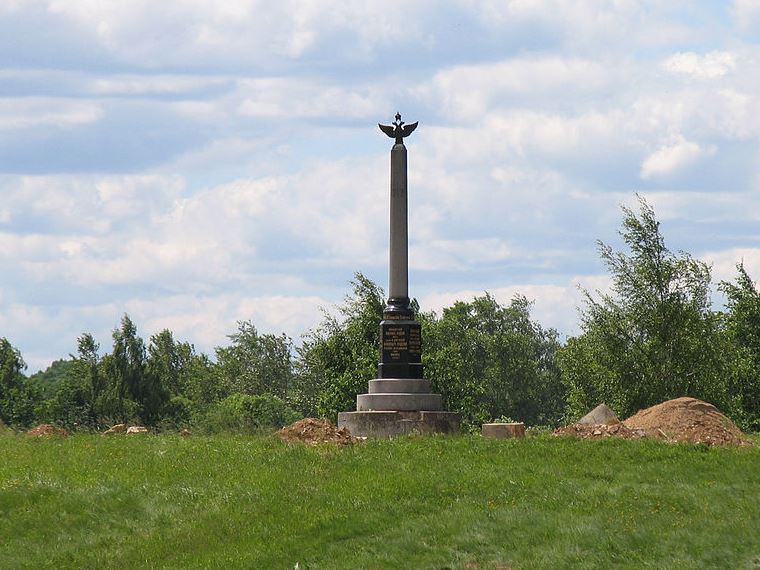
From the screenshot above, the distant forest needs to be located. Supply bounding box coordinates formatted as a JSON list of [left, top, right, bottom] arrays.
[[2, 197, 759, 433]]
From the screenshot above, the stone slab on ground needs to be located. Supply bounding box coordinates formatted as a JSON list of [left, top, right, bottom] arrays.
[[338, 410, 460, 438], [482, 422, 526, 439]]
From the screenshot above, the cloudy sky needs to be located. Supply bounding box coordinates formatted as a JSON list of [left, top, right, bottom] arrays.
[[2, 1, 760, 371]]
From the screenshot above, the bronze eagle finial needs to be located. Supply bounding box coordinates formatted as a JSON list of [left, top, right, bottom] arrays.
[[379, 112, 418, 144]]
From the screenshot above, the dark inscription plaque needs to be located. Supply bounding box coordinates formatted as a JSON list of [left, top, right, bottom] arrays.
[[378, 319, 423, 379]]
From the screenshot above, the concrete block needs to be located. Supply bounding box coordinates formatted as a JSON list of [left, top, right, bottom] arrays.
[[481, 422, 525, 439]]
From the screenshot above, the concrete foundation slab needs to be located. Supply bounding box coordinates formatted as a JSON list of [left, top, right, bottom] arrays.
[[338, 410, 461, 438]]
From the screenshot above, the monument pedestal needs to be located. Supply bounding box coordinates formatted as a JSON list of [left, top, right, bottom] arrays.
[[338, 410, 460, 438], [338, 378, 460, 438]]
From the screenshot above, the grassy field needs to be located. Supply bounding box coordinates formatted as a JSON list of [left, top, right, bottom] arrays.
[[1, 431, 759, 569]]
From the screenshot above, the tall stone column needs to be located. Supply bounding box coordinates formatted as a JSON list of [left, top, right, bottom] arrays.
[[388, 142, 409, 310]]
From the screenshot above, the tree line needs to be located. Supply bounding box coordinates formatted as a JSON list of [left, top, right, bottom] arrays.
[[2, 197, 759, 433]]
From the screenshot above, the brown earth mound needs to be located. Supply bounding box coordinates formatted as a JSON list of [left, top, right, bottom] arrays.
[[555, 397, 752, 446], [623, 397, 751, 446], [27, 424, 69, 437], [277, 418, 356, 446]]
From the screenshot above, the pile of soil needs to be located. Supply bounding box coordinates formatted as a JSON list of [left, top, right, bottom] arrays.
[[554, 421, 646, 440], [277, 418, 356, 446], [27, 424, 69, 437], [623, 397, 752, 446], [555, 397, 752, 446]]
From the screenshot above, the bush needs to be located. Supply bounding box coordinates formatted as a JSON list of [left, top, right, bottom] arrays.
[[202, 393, 301, 434], [161, 396, 194, 429]]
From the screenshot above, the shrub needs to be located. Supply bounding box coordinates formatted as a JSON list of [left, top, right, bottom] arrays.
[[203, 393, 301, 434]]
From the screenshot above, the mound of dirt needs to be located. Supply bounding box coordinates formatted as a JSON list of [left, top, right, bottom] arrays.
[[555, 397, 752, 446], [27, 424, 69, 437], [277, 418, 356, 446], [554, 422, 646, 440], [623, 397, 751, 446]]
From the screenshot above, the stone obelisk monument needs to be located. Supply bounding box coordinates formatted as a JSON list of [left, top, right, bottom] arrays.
[[338, 113, 460, 437]]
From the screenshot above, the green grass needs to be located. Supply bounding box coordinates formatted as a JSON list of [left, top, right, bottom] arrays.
[[1, 432, 759, 569]]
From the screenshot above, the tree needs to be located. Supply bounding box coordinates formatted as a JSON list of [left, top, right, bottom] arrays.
[[147, 329, 216, 426], [423, 294, 565, 428], [719, 263, 760, 430], [0, 337, 37, 426], [101, 315, 167, 425], [295, 273, 384, 420], [215, 321, 293, 400], [559, 196, 736, 420]]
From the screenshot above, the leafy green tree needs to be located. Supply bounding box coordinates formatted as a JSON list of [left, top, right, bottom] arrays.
[[147, 330, 184, 396], [719, 263, 760, 430], [296, 273, 384, 420], [0, 338, 37, 426], [215, 321, 293, 401], [423, 294, 565, 428], [147, 329, 217, 425], [101, 315, 167, 425], [180, 352, 219, 410], [559, 197, 736, 420]]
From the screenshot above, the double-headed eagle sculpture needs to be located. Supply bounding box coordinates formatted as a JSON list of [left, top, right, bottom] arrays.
[[379, 112, 418, 144]]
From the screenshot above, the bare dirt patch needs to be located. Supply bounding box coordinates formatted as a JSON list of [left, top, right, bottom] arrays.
[[556, 397, 752, 446], [277, 418, 356, 446], [27, 424, 69, 437]]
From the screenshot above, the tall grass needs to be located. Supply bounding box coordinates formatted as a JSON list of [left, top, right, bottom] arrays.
[[1, 432, 758, 569]]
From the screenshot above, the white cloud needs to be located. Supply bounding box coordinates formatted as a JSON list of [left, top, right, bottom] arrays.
[[640, 136, 715, 180], [410, 238, 511, 271], [422, 56, 612, 122], [0, 292, 328, 372], [88, 74, 230, 96], [44, 0, 431, 66], [420, 274, 612, 337], [733, 0, 760, 33], [236, 78, 383, 119], [636, 191, 760, 223], [121, 292, 327, 349], [702, 247, 760, 285], [0, 98, 102, 129], [3, 174, 184, 234], [663, 51, 737, 79]]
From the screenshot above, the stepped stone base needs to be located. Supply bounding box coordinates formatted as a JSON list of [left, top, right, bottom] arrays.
[[338, 410, 461, 438], [357, 392, 442, 411]]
